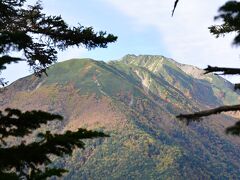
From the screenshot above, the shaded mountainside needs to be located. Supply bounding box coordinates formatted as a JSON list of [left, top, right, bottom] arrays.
[[1, 55, 240, 179]]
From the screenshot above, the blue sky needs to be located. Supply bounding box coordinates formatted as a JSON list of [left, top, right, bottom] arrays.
[[2, 0, 240, 83]]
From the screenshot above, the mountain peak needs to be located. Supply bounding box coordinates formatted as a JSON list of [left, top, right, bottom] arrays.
[[2, 54, 240, 179], [120, 54, 211, 80], [120, 54, 180, 68]]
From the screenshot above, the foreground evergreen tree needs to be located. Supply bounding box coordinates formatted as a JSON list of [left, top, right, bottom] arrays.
[[0, 0, 116, 179], [0, 109, 108, 179], [0, 0, 117, 83], [172, 0, 240, 135]]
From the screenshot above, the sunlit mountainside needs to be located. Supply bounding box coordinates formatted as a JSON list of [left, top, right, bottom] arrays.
[[2, 55, 240, 179]]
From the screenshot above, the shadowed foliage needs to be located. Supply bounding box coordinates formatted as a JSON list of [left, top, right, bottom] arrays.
[[0, 0, 117, 80], [0, 109, 108, 179], [0, 0, 116, 179]]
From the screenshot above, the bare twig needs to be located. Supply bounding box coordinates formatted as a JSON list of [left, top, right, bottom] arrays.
[[177, 104, 240, 119], [172, 0, 179, 16], [204, 65, 240, 75]]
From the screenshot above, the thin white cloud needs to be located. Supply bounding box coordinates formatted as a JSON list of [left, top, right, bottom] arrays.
[[102, 0, 240, 73]]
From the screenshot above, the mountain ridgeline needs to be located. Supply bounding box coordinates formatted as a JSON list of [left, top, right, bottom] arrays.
[[2, 55, 240, 179]]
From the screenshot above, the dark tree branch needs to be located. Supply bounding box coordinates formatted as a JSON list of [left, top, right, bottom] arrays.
[[174, 1, 240, 137], [0, 56, 24, 70], [172, 0, 179, 16], [0, 108, 63, 138], [209, 1, 240, 46], [0, 128, 108, 171], [204, 65, 240, 75], [234, 83, 240, 90], [226, 121, 240, 135], [177, 104, 240, 119], [0, 0, 117, 78]]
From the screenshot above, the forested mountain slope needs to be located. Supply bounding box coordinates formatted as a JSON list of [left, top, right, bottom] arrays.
[[2, 55, 240, 179]]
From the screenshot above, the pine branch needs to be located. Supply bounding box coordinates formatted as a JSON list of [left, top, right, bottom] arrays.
[[0, 129, 108, 175], [208, 1, 240, 46], [0, 1, 114, 179], [204, 65, 240, 75], [0, 1, 117, 76], [0, 56, 24, 70], [0, 108, 63, 138], [176, 104, 240, 120], [209, 24, 235, 38]]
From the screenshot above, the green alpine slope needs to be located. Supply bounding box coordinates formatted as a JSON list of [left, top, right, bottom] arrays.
[[1, 55, 240, 179]]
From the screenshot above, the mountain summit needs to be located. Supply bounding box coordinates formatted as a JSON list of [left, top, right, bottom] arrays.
[[1, 55, 240, 179]]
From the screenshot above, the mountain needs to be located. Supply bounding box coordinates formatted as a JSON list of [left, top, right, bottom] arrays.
[[1, 54, 240, 179]]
